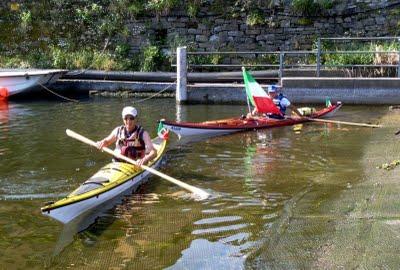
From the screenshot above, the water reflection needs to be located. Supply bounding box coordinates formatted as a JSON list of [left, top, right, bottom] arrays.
[[0, 101, 9, 126], [167, 238, 252, 270], [0, 101, 9, 156]]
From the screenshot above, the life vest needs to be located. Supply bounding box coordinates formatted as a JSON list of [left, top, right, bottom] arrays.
[[273, 93, 288, 115], [116, 125, 146, 160]]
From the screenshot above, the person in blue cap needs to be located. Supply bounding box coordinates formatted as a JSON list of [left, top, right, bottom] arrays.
[[267, 85, 303, 118], [250, 85, 303, 119]]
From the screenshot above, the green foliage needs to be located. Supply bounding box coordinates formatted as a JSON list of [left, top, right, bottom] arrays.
[[146, 0, 179, 14], [246, 9, 265, 26], [114, 43, 131, 59], [75, 3, 102, 24], [319, 41, 400, 67], [292, 0, 319, 16], [319, 0, 334, 9], [241, 53, 279, 70], [127, 0, 146, 16], [19, 10, 32, 29], [187, 1, 200, 18], [297, 18, 312, 25], [140, 45, 163, 72], [292, 0, 335, 16]]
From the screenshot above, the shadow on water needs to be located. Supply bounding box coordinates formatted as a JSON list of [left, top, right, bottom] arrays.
[[50, 199, 118, 258]]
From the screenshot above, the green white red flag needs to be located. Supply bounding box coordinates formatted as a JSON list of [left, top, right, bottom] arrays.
[[242, 68, 282, 115]]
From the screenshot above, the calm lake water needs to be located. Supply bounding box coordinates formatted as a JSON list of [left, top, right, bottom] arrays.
[[0, 98, 395, 269]]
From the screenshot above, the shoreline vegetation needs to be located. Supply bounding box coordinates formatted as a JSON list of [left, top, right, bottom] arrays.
[[0, 1, 399, 75]]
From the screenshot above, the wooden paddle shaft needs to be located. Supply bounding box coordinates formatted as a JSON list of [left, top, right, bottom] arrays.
[[308, 118, 382, 128], [66, 129, 210, 200]]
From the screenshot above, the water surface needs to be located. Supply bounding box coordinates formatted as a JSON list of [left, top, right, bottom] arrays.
[[0, 98, 394, 269]]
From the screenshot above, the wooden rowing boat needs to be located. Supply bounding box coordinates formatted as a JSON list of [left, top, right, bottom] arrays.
[[161, 102, 342, 139], [41, 135, 167, 224]]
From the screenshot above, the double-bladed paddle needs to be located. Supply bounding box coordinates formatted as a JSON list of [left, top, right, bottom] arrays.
[[306, 118, 382, 128], [66, 129, 210, 200]]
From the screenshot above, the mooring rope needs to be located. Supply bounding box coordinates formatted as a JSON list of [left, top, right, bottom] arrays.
[[38, 82, 79, 102], [132, 81, 176, 104]]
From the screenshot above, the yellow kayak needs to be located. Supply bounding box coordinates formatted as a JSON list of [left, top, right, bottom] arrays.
[[41, 136, 167, 224]]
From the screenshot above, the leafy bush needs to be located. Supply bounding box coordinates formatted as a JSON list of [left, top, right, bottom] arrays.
[[292, 0, 334, 16], [146, 0, 179, 14], [140, 45, 163, 71], [187, 1, 201, 18], [246, 9, 265, 26], [292, 0, 319, 16]]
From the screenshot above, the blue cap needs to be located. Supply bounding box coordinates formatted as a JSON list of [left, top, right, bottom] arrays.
[[267, 85, 277, 93]]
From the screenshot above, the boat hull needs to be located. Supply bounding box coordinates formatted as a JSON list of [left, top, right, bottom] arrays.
[[162, 102, 342, 138], [0, 69, 67, 98], [41, 136, 167, 224]]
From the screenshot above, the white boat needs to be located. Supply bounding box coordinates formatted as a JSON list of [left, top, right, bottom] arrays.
[[41, 136, 167, 224], [0, 69, 67, 99]]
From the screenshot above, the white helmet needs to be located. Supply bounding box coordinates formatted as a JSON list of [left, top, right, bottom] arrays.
[[122, 106, 138, 119]]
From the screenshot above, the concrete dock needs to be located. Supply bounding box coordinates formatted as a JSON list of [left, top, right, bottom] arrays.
[[52, 76, 400, 105]]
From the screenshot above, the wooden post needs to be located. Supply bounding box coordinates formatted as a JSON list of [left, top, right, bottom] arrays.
[[176, 46, 187, 104]]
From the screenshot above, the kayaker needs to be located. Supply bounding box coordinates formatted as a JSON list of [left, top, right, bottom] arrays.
[[250, 85, 303, 119], [96, 106, 156, 166]]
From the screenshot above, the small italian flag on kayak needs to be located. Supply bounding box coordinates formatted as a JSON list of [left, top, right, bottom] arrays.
[[157, 120, 169, 140], [242, 67, 281, 115], [325, 98, 332, 107]]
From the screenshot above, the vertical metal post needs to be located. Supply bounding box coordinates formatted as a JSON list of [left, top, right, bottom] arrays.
[[279, 52, 284, 79], [397, 38, 400, 78], [317, 38, 321, 77], [176, 46, 187, 104]]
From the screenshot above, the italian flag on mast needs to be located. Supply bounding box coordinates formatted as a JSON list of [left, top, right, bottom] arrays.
[[242, 67, 282, 115]]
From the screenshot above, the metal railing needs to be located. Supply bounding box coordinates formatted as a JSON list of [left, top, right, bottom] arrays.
[[174, 36, 400, 78]]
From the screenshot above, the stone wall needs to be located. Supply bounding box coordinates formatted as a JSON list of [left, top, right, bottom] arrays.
[[126, 0, 400, 54]]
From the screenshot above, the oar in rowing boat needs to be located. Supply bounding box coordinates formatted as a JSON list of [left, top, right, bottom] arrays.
[[306, 118, 382, 128], [66, 129, 210, 200]]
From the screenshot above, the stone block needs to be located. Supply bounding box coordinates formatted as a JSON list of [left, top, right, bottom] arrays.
[[281, 20, 290, 27], [256, 35, 266, 41], [195, 35, 208, 42], [209, 34, 219, 43], [213, 26, 223, 33], [375, 17, 385, 25], [198, 24, 208, 30], [227, 31, 243, 37], [188, 28, 202, 34], [246, 29, 260, 35], [198, 43, 211, 49]]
